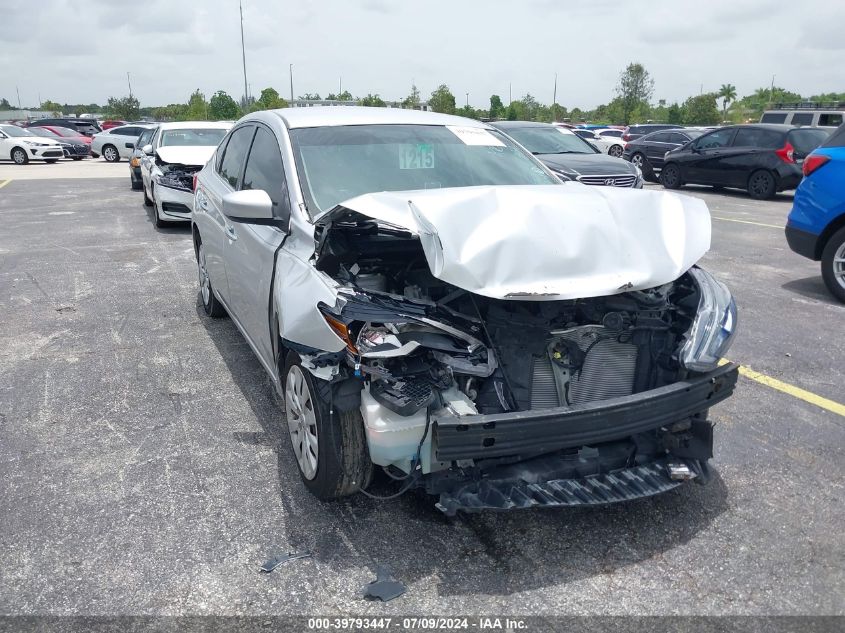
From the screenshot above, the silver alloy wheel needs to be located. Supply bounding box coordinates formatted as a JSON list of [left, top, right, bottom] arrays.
[[12, 148, 27, 164], [834, 241, 845, 291], [197, 244, 211, 306], [103, 145, 118, 162], [631, 153, 644, 168], [285, 366, 319, 480], [609, 144, 623, 157]]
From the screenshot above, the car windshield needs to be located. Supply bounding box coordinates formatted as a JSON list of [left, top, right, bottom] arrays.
[[290, 124, 558, 215], [0, 125, 32, 137], [503, 126, 596, 155], [788, 128, 831, 156], [25, 127, 56, 138], [160, 128, 227, 147]]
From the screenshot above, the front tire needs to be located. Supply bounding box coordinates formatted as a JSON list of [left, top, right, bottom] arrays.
[[821, 226, 845, 303], [102, 144, 120, 163], [197, 242, 226, 317], [661, 163, 682, 189], [11, 147, 28, 165], [608, 144, 623, 158], [72, 156, 83, 161], [143, 182, 153, 206], [284, 354, 372, 500], [153, 195, 166, 229], [747, 170, 776, 200], [45, 159, 58, 164]]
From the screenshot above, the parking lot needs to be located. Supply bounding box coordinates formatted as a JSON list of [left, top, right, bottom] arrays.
[[0, 166, 843, 617]]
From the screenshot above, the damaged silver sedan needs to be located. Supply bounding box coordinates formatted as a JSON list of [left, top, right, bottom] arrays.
[[192, 107, 739, 514]]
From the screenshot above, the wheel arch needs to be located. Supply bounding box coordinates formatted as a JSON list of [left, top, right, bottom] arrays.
[[817, 213, 845, 260]]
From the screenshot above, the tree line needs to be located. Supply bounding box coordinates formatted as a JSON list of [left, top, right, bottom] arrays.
[[6, 64, 843, 126]]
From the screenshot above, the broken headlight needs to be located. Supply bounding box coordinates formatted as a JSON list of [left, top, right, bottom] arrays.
[[680, 267, 737, 372], [156, 169, 193, 191]]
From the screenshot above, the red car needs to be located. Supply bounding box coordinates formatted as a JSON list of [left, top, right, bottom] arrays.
[[101, 120, 128, 130], [35, 126, 92, 160]]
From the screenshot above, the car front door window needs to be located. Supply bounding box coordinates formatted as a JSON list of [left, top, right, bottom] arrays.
[[694, 129, 735, 150]]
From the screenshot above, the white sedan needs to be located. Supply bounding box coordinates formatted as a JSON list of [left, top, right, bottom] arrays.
[[0, 124, 65, 164], [593, 128, 627, 157], [572, 129, 625, 157], [90, 124, 155, 162], [139, 121, 232, 227]]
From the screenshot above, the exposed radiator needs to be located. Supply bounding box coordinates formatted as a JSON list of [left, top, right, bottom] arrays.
[[530, 325, 639, 409]]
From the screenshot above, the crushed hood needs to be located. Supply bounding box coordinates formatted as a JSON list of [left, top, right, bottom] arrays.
[[322, 184, 711, 301], [155, 145, 216, 166]]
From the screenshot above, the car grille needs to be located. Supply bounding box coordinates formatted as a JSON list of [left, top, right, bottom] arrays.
[[577, 174, 637, 187]]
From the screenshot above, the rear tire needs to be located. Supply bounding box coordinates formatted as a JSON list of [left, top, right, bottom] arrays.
[[747, 170, 776, 200], [11, 147, 28, 165], [102, 144, 120, 163], [608, 144, 623, 158], [661, 163, 682, 189], [821, 226, 845, 303], [196, 241, 227, 317], [284, 353, 373, 500]]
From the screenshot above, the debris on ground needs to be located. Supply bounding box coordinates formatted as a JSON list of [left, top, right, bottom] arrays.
[[259, 550, 312, 573], [363, 566, 406, 602]]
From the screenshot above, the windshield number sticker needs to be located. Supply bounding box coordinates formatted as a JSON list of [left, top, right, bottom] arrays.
[[400, 144, 435, 169], [446, 125, 505, 146]]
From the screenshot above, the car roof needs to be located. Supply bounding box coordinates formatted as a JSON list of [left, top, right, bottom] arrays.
[[728, 124, 797, 132], [156, 121, 233, 131], [269, 106, 488, 130], [107, 123, 155, 131]]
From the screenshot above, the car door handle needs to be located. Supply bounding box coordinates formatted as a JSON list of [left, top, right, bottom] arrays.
[[225, 224, 237, 241]]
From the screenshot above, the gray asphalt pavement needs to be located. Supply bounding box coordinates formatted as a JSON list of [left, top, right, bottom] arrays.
[[0, 178, 842, 618]]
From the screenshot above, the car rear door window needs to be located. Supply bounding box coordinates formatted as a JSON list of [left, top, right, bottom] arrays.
[[694, 128, 735, 149], [790, 113, 813, 126], [112, 126, 140, 137], [761, 113, 787, 123], [241, 126, 291, 224], [218, 125, 254, 188], [668, 133, 690, 144], [648, 133, 670, 143], [819, 113, 843, 127], [732, 128, 784, 148]]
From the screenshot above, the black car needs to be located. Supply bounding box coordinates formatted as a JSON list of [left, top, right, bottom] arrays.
[[661, 124, 831, 199], [489, 121, 642, 188], [28, 118, 102, 137], [623, 128, 707, 181], [24, 127, 90, 160], [621, 123, 684, 143]]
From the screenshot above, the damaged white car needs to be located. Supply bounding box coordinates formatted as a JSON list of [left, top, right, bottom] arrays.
[[140, 121, 232, 227], [192, 107, 739, 514]]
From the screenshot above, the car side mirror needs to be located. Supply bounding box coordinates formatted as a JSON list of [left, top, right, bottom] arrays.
[[222, 189, 275, 223], [690, 145, 701, 153], [125, 142, 135, 149], [142, 144, 153, 155]]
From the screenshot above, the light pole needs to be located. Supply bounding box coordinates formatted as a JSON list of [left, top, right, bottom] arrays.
[[289, 64, 294, 102], [127, 71, 133, 98], [465, 93, 469, 108], [239, 0, 249, 106]]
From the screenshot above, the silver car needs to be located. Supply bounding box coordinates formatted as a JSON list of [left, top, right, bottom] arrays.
[[192, 107, 739, 514]]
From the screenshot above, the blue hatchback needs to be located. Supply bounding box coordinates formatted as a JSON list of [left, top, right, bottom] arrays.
[[786, 123, 845, 302]]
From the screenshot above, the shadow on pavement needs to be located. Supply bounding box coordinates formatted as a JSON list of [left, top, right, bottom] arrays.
[[196, 298, 729, 597], [782, 275, 840, 305]]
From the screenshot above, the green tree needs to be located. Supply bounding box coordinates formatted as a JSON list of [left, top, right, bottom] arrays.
[[429, 84, 456, 114], [519, 94, 540, 120], [666, 102, 684, 124], [550, 103, 567, 122], [186, 90, 208, 120], [0, 97, 11, 109], [106, 95, 140, 120], [506, 102, 519, 120], [682, 93, 720, 125], [455, 105, 480, 120], [153, 103, 189, 121], [615, 62, 654, 125], [402, 84, 421, 109], [208, 91, 240, 120], [254, 87, 287, 110], [361, 93, 386, 107], [41, 100, 63, 116], [489, 94, 505, 119], [718, 84, 737, 121]]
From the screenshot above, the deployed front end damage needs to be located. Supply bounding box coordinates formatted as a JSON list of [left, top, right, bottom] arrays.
[[289, 186, 739, 514], [153, 147, 210, 221]]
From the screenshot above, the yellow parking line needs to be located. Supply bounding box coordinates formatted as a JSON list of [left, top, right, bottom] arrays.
[[720, 359, 845, 417], [0, 179, 11, 189], [712, 216, 782, 229]]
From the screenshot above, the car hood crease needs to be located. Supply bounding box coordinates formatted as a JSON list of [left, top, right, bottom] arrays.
[[321, 185, 711, 300]]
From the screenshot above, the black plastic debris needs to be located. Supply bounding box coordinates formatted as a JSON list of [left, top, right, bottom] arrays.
[[259, 551, 311, 573], [363, 566, 406, 602]]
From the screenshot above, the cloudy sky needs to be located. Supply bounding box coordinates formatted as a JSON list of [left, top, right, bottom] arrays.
[[0, 0, 841, 109]]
